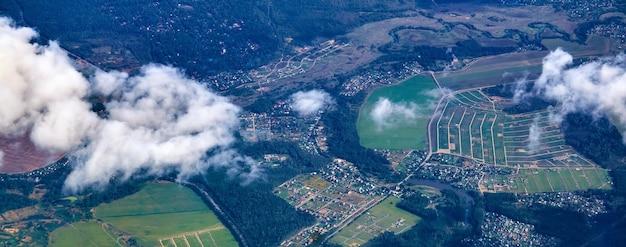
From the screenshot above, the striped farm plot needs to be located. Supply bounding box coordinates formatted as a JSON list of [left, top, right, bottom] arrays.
[[431, 87, 613, 193], [159, 225, 237, 247], [432, 90, 598, 169], [432, 92, 506, 166]]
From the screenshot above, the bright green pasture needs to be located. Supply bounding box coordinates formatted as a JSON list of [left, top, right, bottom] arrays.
[[357, 75, 439, 150], [49, 221, 119, 247], [210, 229, 239, 247], [89, 182, 236, 246]]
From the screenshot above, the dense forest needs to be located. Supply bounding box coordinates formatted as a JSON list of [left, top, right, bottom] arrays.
[[186, 141, 334, 247], [482, 83, 557, 114], [0, 0, 417, 77], [191, 169, 316, 247], [378, 38, 517, 70], [321, 83, 395, 180], [561, 113, 626, 169]]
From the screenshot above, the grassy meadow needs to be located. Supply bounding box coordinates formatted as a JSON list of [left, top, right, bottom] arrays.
[[357, 75, 439, 150], [49, 221, 119, 247]]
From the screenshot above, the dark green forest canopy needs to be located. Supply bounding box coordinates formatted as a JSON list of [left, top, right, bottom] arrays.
[[0, 0, 416, 77]]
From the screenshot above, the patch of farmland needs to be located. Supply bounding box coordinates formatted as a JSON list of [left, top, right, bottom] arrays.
[[93, 182, 236, 246], [330, 197, 420, 247]]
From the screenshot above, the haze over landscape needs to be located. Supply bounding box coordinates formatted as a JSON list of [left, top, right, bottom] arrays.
[[0, 0, 626, 246]]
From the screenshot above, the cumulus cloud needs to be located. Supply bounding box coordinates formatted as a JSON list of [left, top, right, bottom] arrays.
[[512, 74, 530, 104], [0, 18, 257, 192], [66, 65, 247, 191], [370, 98, 419, 131], [529, 48, 626, 132], [527, 116, 542, 152], [290, 90, 333, 116], [369, 88, 443, 131], [0, 18, 98, 151], [424, 87, 453, 99]]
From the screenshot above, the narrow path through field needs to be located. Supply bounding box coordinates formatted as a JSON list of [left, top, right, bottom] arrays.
[[182, 235, 191, 247], [458, 108, 467, 155], [545, 175, 556, 192], [67, 223, 112, 247], [489, 114, 497, 164], [194, 233, 205, 247], [101, 223, 124, 247], [479, 113, 486, 163], [447, 109, 456, 151], [434, 102, 448, 152], [208, 231, 218, 247]]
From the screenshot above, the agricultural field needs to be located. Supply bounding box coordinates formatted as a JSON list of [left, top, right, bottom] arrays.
[[51, 182, 237, 247], [541, 35, 620, 57], [357, 75, 439, 150], [277, 160, 386, 246], [431, 89, 596, 168], [437, 35, 621, 91], [480, 168, 612, 193], [431, 87, 613, 193], [437, 51, 547, 90], [49, 222, 118, 247], [330, 197, 420, 247]]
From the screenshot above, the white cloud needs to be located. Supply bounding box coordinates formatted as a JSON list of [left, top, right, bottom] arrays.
[[66, 65, 246, 191], [0, 18, 98, 151], [290, 90, 333, 116], [0, 17, 258, 192], [369, 98, 420, 131], [527, 116, 542, 152], [369, 88, 442, 131], [530, 49, 626, 135]]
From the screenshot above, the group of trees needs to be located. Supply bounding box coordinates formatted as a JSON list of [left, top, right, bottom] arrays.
[[322, 96, 394, 179], [182, 140, 332, 247], [3, 0, 424, 78], [396, 193, 437, 220], [191, 169, 316, 247], [574, 17, 625, 43], [561, 113, 626, 169]]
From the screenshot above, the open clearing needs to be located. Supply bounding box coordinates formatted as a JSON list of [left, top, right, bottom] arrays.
[[52, 182, 237, 247], [437, 35, 620, 91], [331, 197, 420, 246], [357, 75, 438, 150], [437, 51, 547, 90]]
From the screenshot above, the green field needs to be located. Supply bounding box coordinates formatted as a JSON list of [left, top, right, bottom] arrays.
[[49, 222, 119, 247], [357, 75, 439, 150], [52, 183, 238, 247], [96, 183, 209, 217], [331, 197, 421, 246], [506, 168, 612, 193], [436, 51, 547, 90], [541, 35, 617, 57]]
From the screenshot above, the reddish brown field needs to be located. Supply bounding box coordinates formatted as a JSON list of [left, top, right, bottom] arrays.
[[0, 134, 63, 174]]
